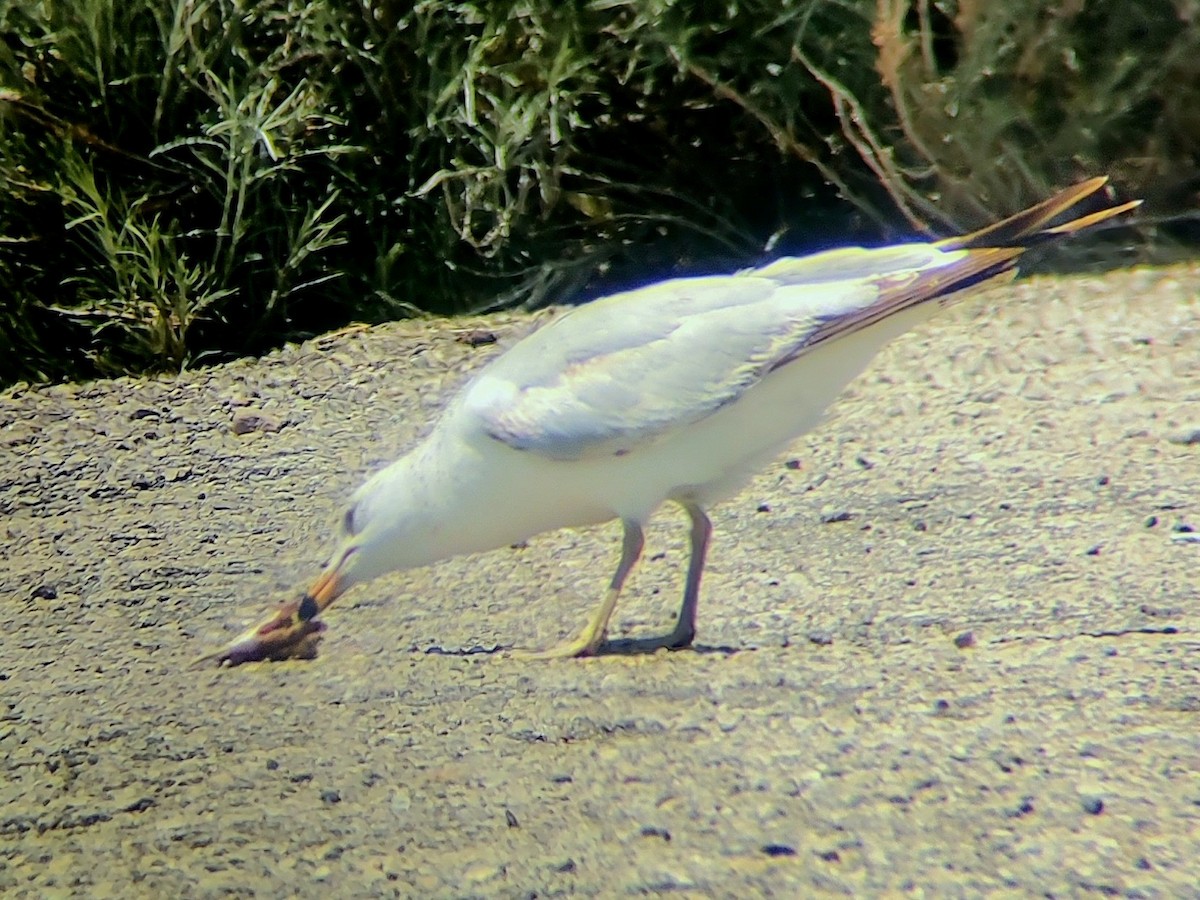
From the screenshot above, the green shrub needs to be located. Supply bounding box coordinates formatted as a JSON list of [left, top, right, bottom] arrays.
[[0, 0, 1191, 387], [1, 0, 359, 382]]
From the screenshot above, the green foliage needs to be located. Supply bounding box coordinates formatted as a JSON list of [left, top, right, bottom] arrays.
[[0, 0, 1191, 386], [55, 144, 235, 373], [387, 0, 886, 312], [870, 0, 1200, 225], [1, 0, 358, 382]]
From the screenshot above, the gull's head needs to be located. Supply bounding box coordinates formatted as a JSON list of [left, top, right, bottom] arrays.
[[296, 493, 387, 618], [298, 453, 446, 609], [197, 464, 423, 667]]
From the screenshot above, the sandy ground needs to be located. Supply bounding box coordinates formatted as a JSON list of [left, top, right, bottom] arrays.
[[2, 265, 1199, 898]]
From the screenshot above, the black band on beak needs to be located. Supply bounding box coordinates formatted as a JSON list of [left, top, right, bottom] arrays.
[[297, 593, 319, 622]]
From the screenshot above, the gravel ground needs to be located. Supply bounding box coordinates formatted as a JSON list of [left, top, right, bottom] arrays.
[[3, 265, 1199, 898]]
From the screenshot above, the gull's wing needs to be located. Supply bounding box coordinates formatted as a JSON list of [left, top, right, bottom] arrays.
[[462, 246, 999, 461], [463, 179, 1138, 462]]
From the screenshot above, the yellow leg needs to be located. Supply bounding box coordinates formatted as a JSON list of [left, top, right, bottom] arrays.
[[516, 520, 644, 659]]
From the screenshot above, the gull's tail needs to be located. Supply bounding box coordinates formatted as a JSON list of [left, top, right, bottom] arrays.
[[786, 177, 1141, 355], [933, 176, 1141, 252]]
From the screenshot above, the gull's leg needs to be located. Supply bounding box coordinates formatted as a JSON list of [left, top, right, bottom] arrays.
[[662, 503, 712, 649], [584, 503, 710, 655], [517, 520, 645, 659]]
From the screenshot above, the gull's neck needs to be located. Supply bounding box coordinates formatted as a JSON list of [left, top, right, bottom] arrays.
[[354, 423, 528, 574]]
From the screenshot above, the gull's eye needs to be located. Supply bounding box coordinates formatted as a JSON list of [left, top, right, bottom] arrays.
[[342, 505, 358, 536]]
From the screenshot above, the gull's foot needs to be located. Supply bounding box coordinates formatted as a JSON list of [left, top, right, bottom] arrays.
[[193, 598, 326, 668], [512, 625, 696, 660], [599, 627, 695, 656], [511, 634, 602, 660]]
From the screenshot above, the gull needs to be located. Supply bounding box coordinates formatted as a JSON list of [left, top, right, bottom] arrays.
[[199, 177, 1138, 665]]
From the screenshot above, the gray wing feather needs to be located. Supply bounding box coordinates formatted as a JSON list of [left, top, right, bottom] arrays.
[[463, 245, 947, 460]]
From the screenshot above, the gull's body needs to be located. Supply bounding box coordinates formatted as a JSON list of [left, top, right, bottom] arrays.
[[202, 178, 1138, 665], [350, 264, 934, 571]]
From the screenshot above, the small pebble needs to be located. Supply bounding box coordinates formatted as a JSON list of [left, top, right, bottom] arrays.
[[455, 329, 498, 347], [954, 631, 976, 649], [1167, 428, 1200, 445], [231, 407, 282, 435], [762, 844, 796, 857], [820, 510, 853, 524], [1081, 796, 1105, 815], [1010, 798, 1035, 817]]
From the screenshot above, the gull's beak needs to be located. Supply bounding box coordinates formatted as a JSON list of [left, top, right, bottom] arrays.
[[193, 563, 348, 668]]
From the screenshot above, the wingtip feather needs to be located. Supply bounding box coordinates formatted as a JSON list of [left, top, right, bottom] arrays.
[[933, 177, 1136, 251]]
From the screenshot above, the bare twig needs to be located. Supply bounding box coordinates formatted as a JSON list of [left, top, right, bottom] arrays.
[[791, 45, 944, 232], [677, 54, 895, 231]]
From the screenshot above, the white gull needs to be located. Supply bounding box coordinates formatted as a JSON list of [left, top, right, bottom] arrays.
[[200, 177, 1138, 665]]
